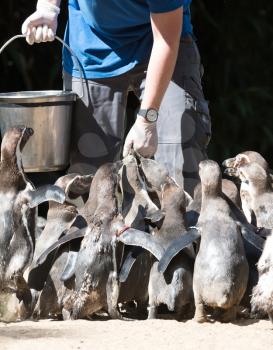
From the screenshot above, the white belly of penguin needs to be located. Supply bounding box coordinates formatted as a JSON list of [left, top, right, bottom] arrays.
[[0, 192, 17, 278], [0, 192, 16, 235]]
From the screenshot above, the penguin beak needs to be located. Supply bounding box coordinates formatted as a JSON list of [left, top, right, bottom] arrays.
[[224, 167, 239, 177], [222, 157, 236, 168], [19, 127, 34, 152]]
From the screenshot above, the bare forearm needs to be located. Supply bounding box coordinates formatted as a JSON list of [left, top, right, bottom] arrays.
[[141, 36, 181, 110], [141, 8, 183, 110]]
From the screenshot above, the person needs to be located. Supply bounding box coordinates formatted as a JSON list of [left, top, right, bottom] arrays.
[[22, 0, 211, 196]]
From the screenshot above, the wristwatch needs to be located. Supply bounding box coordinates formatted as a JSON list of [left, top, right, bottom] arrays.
[[138, 108, 159, 123]]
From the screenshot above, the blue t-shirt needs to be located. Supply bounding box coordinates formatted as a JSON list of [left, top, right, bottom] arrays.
[[63, 0, 193, 79]]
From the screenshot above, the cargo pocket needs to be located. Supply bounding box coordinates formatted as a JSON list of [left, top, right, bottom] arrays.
[[186, 93, 211, 150], [194, 98, 211, 149]]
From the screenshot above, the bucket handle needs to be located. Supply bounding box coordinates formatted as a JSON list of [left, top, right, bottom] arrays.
[[0, 34, 84, 99]]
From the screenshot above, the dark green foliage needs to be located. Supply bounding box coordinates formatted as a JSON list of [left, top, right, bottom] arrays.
[[192, 1, 273, 165], [0, 1, 272, 165]]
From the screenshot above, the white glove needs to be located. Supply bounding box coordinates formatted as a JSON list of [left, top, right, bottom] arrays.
[[123, 116, 158, 158], [21, 0, 60, 45]]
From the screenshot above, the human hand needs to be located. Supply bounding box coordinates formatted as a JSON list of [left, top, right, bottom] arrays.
[[21, 0, 60, 45], [123, 116, 158, 158]]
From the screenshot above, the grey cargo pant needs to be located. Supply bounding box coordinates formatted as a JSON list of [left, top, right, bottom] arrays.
[[64, 38, 211, 196]]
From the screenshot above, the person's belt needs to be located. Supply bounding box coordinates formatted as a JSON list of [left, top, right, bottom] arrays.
[[181, 34, 194, 43]]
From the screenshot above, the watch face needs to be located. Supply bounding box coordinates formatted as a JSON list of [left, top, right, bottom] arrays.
[[147, 108, 158, 122]]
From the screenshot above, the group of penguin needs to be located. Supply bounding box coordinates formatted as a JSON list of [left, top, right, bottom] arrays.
[[0, 126, 272, 324]]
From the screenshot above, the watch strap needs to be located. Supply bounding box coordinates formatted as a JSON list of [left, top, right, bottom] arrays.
[[138, 109, 148, 118], [138, 108, 158, 122]]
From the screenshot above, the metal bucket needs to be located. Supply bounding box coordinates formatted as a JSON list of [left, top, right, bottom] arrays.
[[0, 35, 84, 172]]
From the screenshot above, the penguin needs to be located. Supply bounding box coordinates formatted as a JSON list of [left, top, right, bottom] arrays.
[[223, 151, 272, 223], [27, 173, 92, 319], [116, 157, 195, 319], [119, 154, 164, 229], [235, 162, 273, 228], [186, 178, 241, 227], [251, 230, 273, 322], [146, 177, 194, 320], [192, 160, 249, 322], [0, 127, 65, 321], [234, 162, 273, 322], [222, 151, 270, 172]]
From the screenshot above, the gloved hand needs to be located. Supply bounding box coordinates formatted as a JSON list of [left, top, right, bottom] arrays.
[[123, 116, 158, 158], [21, 0, 60, 45]]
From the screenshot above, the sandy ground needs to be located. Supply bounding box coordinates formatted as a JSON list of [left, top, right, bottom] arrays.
[[1, 318, 273, 350]]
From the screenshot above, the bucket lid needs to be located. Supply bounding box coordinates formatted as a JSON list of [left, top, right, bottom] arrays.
[[0, 90, 77, 103]]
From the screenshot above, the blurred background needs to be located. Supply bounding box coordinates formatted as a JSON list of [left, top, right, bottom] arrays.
[[0, 0, 272, 165]]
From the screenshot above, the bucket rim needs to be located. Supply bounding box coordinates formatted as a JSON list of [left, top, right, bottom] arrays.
[[0, 90, 77, 103]]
